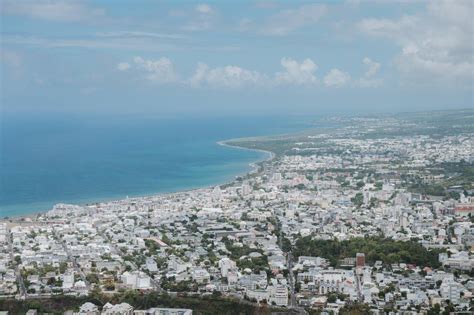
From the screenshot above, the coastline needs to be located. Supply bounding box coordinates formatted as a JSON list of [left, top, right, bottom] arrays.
[[217, 140, 275, 164], [1, 139, 276, 222]]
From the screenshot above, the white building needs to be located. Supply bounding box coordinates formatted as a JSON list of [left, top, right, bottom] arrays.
[[136, 308, 192, 315], [440, 279, 464, 303], [121, 271, 152, 290], [77, 302, 99, 314], [191, 268, 210, 284], [101, 302, 133, 315], [218, 258, 236, 278], [269, 284, 289, 306]]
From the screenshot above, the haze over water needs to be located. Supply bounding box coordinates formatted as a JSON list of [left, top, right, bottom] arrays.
[[2, 1, 470, 218], [0, 114, 311, 217]]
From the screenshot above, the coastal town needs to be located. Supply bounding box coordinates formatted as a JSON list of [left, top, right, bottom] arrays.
[[1, 110, 473, 314]]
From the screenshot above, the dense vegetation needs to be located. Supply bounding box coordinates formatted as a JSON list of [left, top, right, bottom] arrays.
[[0, 290, 287, 314], [406, 161, 474, 197], [440, 161, 474, 190], [222, 236, 263, 260], [293, 237, 442, 268]]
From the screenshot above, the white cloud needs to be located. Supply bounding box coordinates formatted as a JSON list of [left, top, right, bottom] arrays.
[[358, 77, 382, 88], [189, 63, 209, 87], [2, 0, 105, 22], [133, 56, 178, 83], [0, 49, 25, 80], [119, 56, 360, 90], [96, 31, 186, 40], [117, 62, 131, 71], [275, 58, 318, 85], [190, 62, 266, 88], [362, 57, 380, 77], [2, 33, 228, 53], [0, 50, 22, 68], [195, 4, 213, 14], [357, 15, 418, 39], [323, 69, 351, 87], [236, 18, 254, 32], [357, 0, 473, 84], [260, 4, 327, 36], [255, 1, 279, 10], [345, 0, 361, 6], [356, 57, 382, 87], [191, 57, 321, 88], [183, 3, 217, 31]]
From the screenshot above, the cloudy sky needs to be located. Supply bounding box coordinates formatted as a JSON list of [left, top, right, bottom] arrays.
[[1, 0, 473, 117]]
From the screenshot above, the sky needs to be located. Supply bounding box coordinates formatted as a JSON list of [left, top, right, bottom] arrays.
[[1, 0, 473, 118]]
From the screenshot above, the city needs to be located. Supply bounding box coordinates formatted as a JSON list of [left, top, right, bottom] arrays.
[[1, 0, 473, 314], [1, 110, 473, 314]]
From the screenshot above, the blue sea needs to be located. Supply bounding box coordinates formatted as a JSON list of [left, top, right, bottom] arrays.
[[0, 114, 313, 217]]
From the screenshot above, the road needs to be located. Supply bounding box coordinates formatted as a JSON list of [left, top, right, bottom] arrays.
[[58, 237, 91, 293], [355, 268, 363, 302], [277, 217, 296, 307], [276, 216, 308, 314], [98, 228, 162, 292], [287, 252, 297, 307], [7, 227, 26, 299]]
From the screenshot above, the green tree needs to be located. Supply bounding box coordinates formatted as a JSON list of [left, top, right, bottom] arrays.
[[351, 193, 364, 207]]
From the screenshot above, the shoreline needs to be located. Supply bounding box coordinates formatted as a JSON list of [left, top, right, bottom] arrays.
[[216, 140, 275, 163], [1, 139, 276, 222]]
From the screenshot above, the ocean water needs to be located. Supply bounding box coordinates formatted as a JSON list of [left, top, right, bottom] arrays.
[[0, 114, 310, 217]]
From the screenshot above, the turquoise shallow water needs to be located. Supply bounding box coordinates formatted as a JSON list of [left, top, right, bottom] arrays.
[[0, 114, 310, 217]]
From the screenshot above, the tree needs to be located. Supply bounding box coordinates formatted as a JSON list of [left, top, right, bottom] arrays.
[[47, 277, 56, 285], [55, 278, 63, 287], [59, 262, 68, 273], [281, 237, 292, 253], [86, 273, 99, 284], [327, 293, 337, 303], [14, 255, 21, 264], [104, 281, 115, 291], [447, 191, 460, 200], [427, 303, 441, 315], [351, 193, 364, 207], [340, 303, 371, 315], [442, 302, 455, 315], [293, 236, 443, 268]]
